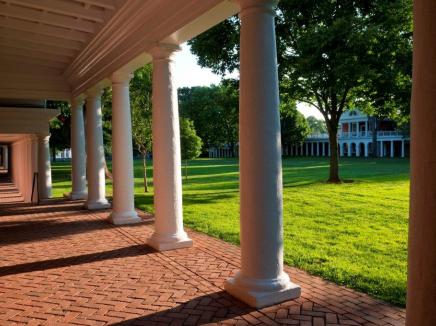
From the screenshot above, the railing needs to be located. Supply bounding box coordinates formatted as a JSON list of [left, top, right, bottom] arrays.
[[340, 131, 371, 138], [376, 131, 402, 137], [306, 133, 329, 140]]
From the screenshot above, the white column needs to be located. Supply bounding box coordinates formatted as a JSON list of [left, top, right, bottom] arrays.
[[37, 134, 52, 199], [380, 141, 384, 157], [365, 143, 369, 157], [310, 142, 314, 156], [300, 143, 303, 156], [322, 142, 326, 156], [85, 89, 110, 210], [225, 0, 300, 308], [391, 140, 395, 158], [108, 72, 141, 225], [305, 142, 308, 156], [147, 44, 192, 251], [70, 98, 87, 200], [356, 143, 361, 157], [401, 140, 405, 158], [348, 143, 352, 157], [339, 142, 343, 157]]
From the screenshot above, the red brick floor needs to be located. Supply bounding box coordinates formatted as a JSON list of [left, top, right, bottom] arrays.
[[0, 182, 406, 325]]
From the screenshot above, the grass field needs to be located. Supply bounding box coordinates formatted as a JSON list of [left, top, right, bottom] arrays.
[[51, 157, 409, 306]]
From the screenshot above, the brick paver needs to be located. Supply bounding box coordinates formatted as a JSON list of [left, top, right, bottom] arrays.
[[0, 182, 405, 325]]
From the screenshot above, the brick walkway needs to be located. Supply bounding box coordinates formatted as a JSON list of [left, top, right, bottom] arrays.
[[0, 182, 406, 325]]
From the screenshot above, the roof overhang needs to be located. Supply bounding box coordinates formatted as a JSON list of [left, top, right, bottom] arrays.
[[0, 0, 239, 101]]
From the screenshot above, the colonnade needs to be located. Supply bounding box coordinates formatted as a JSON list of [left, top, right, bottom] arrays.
[[289, 140, 407, 158], [67, 0, 298, 308]]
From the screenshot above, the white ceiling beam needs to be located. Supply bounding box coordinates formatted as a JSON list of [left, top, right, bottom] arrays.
[[0, 54, 68, 70], [0, 16, 90, 43], [0, 29, 83, 51], [0, 3, 96, 33], [5, 0, 106, 23], [0, 46, 72, 64], [0, 37, 78, 58], [74, 0, 116, 10]]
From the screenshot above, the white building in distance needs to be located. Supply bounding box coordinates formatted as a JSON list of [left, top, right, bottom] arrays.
[[289, 110, 409, 158]]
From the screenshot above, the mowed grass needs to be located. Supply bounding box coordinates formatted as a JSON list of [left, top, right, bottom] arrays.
[[51, 157, 409, 306]]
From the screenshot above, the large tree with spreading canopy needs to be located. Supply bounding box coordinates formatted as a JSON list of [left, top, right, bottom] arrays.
[[189, 0, 412, 182]]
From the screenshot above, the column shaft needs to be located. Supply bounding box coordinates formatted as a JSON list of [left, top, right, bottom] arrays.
[[406, 1, 436, 324], [225, 0, 300, 308], [390, 140, 395, 158], [37, 135, 52, 199], [147, 44, 192, 251], [85, 91, 110, 210], [108, 72, 141, 225], [70, 99, 87, 199]]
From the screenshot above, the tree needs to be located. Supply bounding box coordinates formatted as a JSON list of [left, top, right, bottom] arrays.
[[100, 88, 114, 179], [180, 118, 202, 180], [307, 116, 327, 135], [280, 97, 310, 155], [178, 80, 238, 155], [47, 101, 70, 162], [130, 65, 153, 192], [188, 0, 412, 182]]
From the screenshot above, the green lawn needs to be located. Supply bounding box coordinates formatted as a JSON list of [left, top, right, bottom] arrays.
[[51, 157, 409, 306]]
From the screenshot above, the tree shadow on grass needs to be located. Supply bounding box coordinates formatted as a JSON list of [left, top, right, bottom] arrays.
[[111, 291, 256, 326]]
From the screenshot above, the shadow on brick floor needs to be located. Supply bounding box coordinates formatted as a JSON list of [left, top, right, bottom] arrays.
[[112, 291, 259, 326], [0, 244, 154, 277]]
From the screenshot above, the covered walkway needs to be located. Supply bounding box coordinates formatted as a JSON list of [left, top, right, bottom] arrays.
[[0, 184, 405, 326]]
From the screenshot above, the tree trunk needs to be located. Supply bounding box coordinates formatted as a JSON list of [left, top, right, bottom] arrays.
[[51, 147, 56, 162], [327, 127, 341, 183], [142, 153, 148, 192], [185, 159, 188, 181]]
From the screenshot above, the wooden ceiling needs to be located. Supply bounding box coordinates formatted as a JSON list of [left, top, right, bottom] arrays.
[[0, 0, 117, 73]]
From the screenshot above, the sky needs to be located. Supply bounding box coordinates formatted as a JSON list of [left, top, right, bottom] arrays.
[[173, 43, 324, 120]]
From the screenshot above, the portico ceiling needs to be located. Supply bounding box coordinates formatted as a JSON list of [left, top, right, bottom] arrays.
[[0, 0, 238, 101]]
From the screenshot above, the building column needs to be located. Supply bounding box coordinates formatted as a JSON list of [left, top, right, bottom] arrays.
[[390, 140, 395, 158], [108, 72, 141, 225], [356, 143, 361, 157], [401, 140, 405, 158], [407, 1, 436, 324], [364, 143, 369, 157], [225, 0, 300, 308], [322, 142, 326, 156], [348, 143, 352, 157], [37, 134, 52, 200], [70, 98, 87, 200], [380, 141, 384, 157], [305, 142, 308, 156], [339, 142, 343, 157], [85, 89, 110, 210], [147, 44, 192, 251]]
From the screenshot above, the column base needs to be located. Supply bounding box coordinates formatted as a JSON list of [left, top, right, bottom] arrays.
[[108, 210, 142, 225], [224, 271, 301, 308], [147, 232, 193, 251], [86, 199, 111, 210], [65, 191, 88, 200]]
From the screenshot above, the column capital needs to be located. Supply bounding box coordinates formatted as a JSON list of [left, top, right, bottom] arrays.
[[236, 0, 278, 15], [111, 71, 133, 85], [71, 97, 85, 108], [37, 134, 50, 143], [86, 86, 103, 98], [150, 43, 181, 61]]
